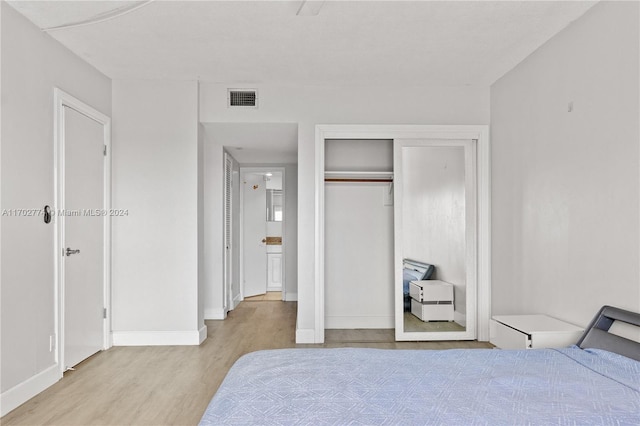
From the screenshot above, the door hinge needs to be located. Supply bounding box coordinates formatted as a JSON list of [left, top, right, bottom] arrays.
[[103, 145, 107, 156], [103, 308, 107, 319]]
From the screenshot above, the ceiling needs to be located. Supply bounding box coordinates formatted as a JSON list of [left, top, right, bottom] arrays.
[[7, 1, 597, 165], [205, 123, 298, 163], [9, 0, 597, 87]]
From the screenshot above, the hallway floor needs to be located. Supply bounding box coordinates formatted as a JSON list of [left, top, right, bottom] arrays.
[[243, 291, 282, 301]]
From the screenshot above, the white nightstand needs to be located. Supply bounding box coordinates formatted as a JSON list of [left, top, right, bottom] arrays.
[[490, 314, 584, 349], [409, 280, 454, 322]]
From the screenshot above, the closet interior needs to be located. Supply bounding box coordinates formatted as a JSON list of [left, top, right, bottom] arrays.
[[324, 139, 395, 329]]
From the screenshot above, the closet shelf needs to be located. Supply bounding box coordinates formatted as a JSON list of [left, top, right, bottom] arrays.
[[324, 171, 394, 183]]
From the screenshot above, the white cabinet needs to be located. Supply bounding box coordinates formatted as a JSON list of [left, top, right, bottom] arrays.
[[409, 280, 453, 303], [267, 253, 282, 291], [490, 315, 584, 349], [409, 280, 454, 322]]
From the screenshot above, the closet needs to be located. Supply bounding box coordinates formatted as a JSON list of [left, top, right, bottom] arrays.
[[318, 127, 488, 343], [324, 139, 394, 329]]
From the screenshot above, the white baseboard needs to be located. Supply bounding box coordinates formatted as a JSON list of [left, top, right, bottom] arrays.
[[325, 315, 394, 329], [112, 329, 204, 346], [285, 292, 298, 302], [198, 325, 208, 344], [231, 294, 242, 310], [454, 311, 467, 328], [295, 327, 316, 344], [0, 364, 60, 417], [267, 286, 282, 292], [204, 308, 227, 320]]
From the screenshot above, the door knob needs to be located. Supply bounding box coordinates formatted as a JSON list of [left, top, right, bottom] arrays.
[[65, 248, 80, 256]]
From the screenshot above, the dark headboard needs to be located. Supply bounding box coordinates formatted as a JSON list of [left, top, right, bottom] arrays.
[[576, 306, 640, 361]]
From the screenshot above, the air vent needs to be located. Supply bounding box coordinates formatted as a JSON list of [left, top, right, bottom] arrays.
[[228, 89, 258, 108]]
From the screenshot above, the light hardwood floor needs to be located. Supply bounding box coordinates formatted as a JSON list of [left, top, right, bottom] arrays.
[[2, 301, 491, 425], [243, 291, 283, 301]]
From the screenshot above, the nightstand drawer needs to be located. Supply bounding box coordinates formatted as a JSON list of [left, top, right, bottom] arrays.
[[409, 280, 453, 302], [490, 315, 584, 349], [411, 299, 454, 322], [490, 320, 530, 349]]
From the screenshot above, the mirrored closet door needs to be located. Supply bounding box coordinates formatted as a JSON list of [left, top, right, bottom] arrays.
[[394, 139, 477, 341]]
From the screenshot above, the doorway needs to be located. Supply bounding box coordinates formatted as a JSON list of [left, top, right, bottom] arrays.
[[54, 88, 111, 373], [240, 167, 286, 301]]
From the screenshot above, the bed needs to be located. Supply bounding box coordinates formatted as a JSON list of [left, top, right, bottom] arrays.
[[403, 259, 434, 311], [200, 306, 640, 425]]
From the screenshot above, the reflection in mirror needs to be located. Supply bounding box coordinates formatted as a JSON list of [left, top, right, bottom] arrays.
[[266, 189, 283, 222], [401, 145, 466, 333]]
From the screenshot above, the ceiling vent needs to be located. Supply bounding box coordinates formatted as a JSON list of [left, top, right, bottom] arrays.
[[228, 89, 258, 108]]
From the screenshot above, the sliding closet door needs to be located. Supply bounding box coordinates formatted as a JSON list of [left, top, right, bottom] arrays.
[[394, 139, 477, 341]]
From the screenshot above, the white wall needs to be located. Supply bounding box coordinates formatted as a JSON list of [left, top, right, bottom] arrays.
[[112, 80, 204, 344], [491, 1, 640, 326], [283, 164, 298, 301], [265, 172, 283, 190], [0, 2, 111, 414], [200, 83, 489, 341], [198, 123, 205, 330], [202, 128, 225, 318], [325, 139, 393, 172], [325, 184, 394, 328]]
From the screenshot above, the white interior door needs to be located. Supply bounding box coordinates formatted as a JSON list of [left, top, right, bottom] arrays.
[[242, 172, 267, 298], [267, 253, 283, 290], [63, 106, 105, 369]]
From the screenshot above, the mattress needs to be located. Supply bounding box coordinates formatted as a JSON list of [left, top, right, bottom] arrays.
[[199, 346, 640, 425]]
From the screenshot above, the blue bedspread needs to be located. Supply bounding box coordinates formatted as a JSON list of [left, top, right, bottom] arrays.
[[199, 347, 640, 425]]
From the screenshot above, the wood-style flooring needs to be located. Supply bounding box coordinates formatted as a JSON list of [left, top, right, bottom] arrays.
[[2, 301, 492, 425], [242, 291, 283, 301]]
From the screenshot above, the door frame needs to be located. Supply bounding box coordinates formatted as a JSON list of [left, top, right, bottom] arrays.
[[53, 88, 111, 376], [313, 124, 490, 344], [223, 151, 235, 312], [239, 166, 286, 301]]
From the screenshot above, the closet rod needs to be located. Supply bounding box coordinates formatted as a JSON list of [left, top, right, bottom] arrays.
[[325, 178, 393, 183], [324, 171, 394, 183], [325, 171, 393, 176]]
